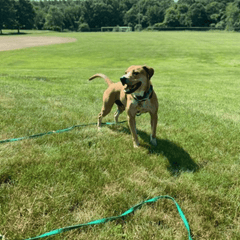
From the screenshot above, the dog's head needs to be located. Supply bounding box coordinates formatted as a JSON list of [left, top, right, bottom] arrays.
[[120, 65, 154, 95]]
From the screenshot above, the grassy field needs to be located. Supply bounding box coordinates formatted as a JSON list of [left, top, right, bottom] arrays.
[[0, 30, 239, 239]]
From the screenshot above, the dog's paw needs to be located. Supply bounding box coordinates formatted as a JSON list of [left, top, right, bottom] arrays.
[[150, 135, 157, 146]]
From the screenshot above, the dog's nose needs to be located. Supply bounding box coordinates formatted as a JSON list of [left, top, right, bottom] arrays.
[[120, 76, 127, 85]]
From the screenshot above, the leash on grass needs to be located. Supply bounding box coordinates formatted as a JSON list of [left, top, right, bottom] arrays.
[[24, 195, 192, 240], [0, 121, 127, 144], [1, 125, 193, 239]]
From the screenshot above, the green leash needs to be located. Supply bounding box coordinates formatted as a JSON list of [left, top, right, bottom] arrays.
[[1, 125, 193, 239], [0, 121, 127, 144], [25, 195, 192, 240]]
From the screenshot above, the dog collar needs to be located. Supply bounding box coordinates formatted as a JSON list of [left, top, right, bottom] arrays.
[[132, 85, 153, 102]]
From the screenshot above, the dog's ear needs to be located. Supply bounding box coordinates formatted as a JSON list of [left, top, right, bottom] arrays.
[[143, 66, 154, 80]]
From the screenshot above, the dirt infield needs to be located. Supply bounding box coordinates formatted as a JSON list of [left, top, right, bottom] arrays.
[[0, 36, 77, 51]]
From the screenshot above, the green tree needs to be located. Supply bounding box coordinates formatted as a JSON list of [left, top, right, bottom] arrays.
[[78, 22, 90, 32], [124, 0, 173, 27], [108, 0, 124, 27], [226, 1, 240, 31], [44, 6, 64, 31], [120, 0, 138, 11], [187, 3, 209, 26], [177, 3, 190, 26], [91, 2, 114, 28], [164, 6, 181, 27], [205, 2, 225, 26], [146, 5, 165, 26], [81, 0, 117, 29], [141, 0, 173, 27], [63, 5, 82, 31], [34, 7, 46, 30], [0, 0, 15, 34], [123, 6, 138, 26], [178, 3, 189, 14], [80, 0, 94, 28], [15, 0, 36, 33], [177, 0, 195, 5]]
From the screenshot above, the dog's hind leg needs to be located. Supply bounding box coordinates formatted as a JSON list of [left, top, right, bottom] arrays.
[[98, 102, 114, 129], [114, 100, 125, 123], [114, 110, 121, 123], [114, 108, 124, 123], [97, 88, 117, 129]]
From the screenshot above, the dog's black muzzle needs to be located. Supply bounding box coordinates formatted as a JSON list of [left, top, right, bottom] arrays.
[[120, 76, 128, 85], [120, 77, 142, 94]]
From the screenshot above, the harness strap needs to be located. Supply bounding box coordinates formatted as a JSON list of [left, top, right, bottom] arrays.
[[133, 85, 153, 102]]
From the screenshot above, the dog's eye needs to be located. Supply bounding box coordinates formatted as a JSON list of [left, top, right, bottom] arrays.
[[133, 72, 139, 76]]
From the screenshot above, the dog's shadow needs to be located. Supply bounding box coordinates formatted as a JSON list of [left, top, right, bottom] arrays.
[[109, 124, 199, 176]]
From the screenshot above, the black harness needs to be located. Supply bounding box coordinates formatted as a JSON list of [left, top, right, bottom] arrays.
[[115, 85, 154, 116], [132, 85, 153, 102], [133, 85, 154, 116]]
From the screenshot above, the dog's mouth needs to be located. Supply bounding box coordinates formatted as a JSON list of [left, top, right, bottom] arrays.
[[123, 82, 142, 94]]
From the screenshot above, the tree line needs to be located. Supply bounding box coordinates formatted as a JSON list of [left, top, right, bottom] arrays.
[[1, 0, 240, 34]]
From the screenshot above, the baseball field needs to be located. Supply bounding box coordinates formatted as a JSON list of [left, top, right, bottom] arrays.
[[0, 30, 239, 239]]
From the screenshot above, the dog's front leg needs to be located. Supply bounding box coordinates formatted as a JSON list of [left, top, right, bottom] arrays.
[[128, 115, 139, 148], [150, 112, 158, 146]]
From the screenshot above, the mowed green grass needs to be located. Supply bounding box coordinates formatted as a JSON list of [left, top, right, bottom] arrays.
[[0, 31, 239, 239]]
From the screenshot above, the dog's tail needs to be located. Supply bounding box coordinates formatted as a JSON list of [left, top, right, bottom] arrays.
[[89, 74, 113, 87]]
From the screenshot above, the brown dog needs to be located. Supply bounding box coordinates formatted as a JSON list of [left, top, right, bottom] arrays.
[[89, 65, 158, 148]]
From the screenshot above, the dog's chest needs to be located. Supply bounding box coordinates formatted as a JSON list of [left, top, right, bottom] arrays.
[[133, 99, 151, 114]]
